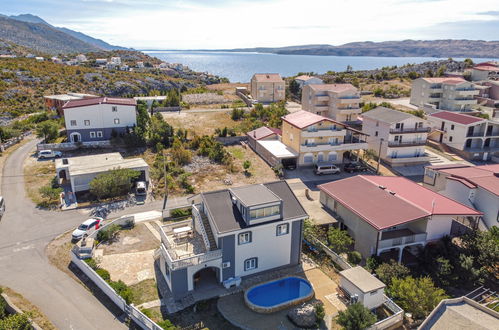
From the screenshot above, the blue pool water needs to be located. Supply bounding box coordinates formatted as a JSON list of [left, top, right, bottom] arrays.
[[246, 277, 313, 308]]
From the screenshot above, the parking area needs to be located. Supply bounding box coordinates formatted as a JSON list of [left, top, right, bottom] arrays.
[[284, 165, 374, 183]]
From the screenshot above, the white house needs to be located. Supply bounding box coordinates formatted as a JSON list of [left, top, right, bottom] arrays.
[[62, 97, 137, 142], [339, 266, 386, 310], [294, 75, 324, 88], [423, 164, 499, 230], [361, 107, 431, 166], [156, 181, 308, 299]]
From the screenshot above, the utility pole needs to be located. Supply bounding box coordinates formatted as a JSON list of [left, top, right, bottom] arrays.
[[376, 138, 384, 175]]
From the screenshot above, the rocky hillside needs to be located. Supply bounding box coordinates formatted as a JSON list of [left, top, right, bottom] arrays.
[[226, 40, 499, 58]]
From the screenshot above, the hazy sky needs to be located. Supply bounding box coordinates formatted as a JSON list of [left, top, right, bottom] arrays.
[[2, 0, 499, 49]]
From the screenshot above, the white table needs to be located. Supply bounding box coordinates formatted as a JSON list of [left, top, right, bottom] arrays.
[[173, 226, 192, 238]]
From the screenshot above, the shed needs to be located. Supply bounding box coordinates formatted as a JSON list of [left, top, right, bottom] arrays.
[[255, 140, 298, 168], [339, 266, 386, 310]]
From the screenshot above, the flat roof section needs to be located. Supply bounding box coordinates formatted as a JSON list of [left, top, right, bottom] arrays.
[[56, 152, 148, 176], [230, 184, 281, 207], [256, 140, 298, 159], [340, 266, 386, 293]]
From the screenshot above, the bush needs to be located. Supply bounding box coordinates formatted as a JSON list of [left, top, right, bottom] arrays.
[[96, 224, 120, 243], [366, 255, 382, 272], [315, 303, 325, 326], [157, 319, 176, 330], [375, 260, 410, 286], [170, 208, 192, 218], [84, 258, 98, 270], [0, 289, 7, 319], [336, 303, 377, 330], [0, 313, 32, 330], [89, 168, 141, 199], [96, 268, 111, 281], [327, 226, 353, 254], [109, 280, 133, 304], [347, 251, 362, 265]]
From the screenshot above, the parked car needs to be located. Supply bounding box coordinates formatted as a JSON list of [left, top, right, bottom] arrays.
[[344, 162, 368, 173], [314, 163, 341, 175], [71, 217, 103, 241], [38, 150, 62, 159], [135, 181, 147, 196]]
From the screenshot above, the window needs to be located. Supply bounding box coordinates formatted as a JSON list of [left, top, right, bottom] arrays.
[[244, 258, 258, 271], [394, 136, 400, 141], [89, 131, 96, 138], [112, 106, 118, 112], [96, 131, 103, 138], [114, 118, 120, 124], [249, 205, 280, 219], [370, 290, 378, 295], [451, 124, 455, 130], [70, 120, 77, 126], [395, 123, 401, 129], [376, 121, 379, 127], [375, 131, 378, 137], [238, 232, 252, 245], [84, 120, 90, 126], [276, 223, 289, 236], [449, 136, 453, 142]]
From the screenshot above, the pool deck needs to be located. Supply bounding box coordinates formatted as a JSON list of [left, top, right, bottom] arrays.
[[218, 266, 346, 330]]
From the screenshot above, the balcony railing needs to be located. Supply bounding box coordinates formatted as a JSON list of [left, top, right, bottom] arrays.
[[339, 95, 360, 100], [306, 127, 343, 133], [378, 232, 427, 250], [389, 127, 431, 134], [388, 140, 426, 147], [466, 131, 485, 137], [301, 142, 341, 147], [159, 244, 222, 270]]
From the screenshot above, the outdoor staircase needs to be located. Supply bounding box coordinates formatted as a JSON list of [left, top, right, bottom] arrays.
[[199, 211, 218, 251]]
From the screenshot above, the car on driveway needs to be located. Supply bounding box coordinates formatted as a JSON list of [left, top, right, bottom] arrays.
[[314, 163, 341, 175], [343, 161, 368, 173], [71, 217, 103, 241], [135, 181, 147, 196], [38, 150, 62, 159]]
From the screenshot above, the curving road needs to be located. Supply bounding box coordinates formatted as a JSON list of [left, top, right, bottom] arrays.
[[0, 139, 127, 329]]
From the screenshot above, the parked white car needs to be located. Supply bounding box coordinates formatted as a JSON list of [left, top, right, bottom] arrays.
[[71, 217, 103, 241], [135, 181, 147, 196], [314, 163, 341, 175], [38, 150, 62, 159]]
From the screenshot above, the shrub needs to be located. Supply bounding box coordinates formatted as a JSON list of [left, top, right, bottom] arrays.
[[96, 224, 120, 243], [89, 168, 141, 199], [84, 258, 98, 270], [327, 226, 353, 254], [375, 260, 410, 286], [347, 251, 362, 265], [366, 255, 382, 272], [157, 319, 176, 330], [170, 208, 191, 218], [0, 288, 7, 319], [96, 268, 111, 281], [336, 303, 377, 330], [0, 313, 32, 329], [314, 303, 325, 326], [109, 280, 133, 304]]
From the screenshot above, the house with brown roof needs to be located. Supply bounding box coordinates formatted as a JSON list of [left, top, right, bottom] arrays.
[[281, 110, 368, 166], [423, 164, 499, 230], [62, 97, 137, 142], [410, 77, 479, 112], [318, 175, 481, 262], [250, 73, 285, 103], [427, 110, 499, 161], [294, 75, 323, 89], [301, 83, 361, 123], [471, 61, 499, 81]]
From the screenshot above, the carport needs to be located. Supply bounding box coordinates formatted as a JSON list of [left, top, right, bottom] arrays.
[[255, 140, 298, 168]]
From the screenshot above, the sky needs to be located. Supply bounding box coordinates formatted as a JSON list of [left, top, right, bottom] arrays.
[[2, 0, 499, 49]]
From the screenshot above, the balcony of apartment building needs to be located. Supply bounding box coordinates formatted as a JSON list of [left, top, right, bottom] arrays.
[[452, 98, 478, 105], [485, 124, 499, 137], [466, 125, 486, 138], [377, 228, 427, 263], [385, 152, 431, 164], [429, 84, 443, 92], [337, 95, 360, 104], [315, 95, 330, 102], [464, 138, 499, 152], [389, 127, 431, 134], [158, 206, 222, 271], [455, 87, 479, 96], [301, 125, 346, 138], [387, 140, 426, 148], [300, 140, 344, 152], [428, 93, 442, 101]]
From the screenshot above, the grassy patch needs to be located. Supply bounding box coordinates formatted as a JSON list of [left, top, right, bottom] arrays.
[[228, 147, 245, 160], [23, 159, 56, 205], [129, 279, 160, 305], [1, 286, 56, 330]]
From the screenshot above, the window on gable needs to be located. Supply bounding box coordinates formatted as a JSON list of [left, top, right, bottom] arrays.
[[244, 257, 258, 271], [114, 118, 120, 124], [70, 120, 77, 126], [97, 131, 103, 138], [276, 223, 289, 236], [89, 131, 96, 138], [451, 124, 455, 130], [238, 232, 252, 245], [112, 106, 118, 112], [84, 120, 90, 126], [375, 131, 378, 137], [449, 136, 453, 142]]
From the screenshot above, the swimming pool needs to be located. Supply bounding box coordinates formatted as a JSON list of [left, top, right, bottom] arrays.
[[244, 277, 314, 313]]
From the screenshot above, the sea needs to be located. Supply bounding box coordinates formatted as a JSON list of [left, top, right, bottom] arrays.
[[144, 50, 497, 83]]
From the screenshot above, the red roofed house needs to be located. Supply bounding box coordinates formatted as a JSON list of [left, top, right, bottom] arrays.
[[427, 111, 499, 161], [250, 73, 285, 103], [62, 97, 137, 143], [318, 175, 482, 262], [280, 110, 368, 166], [301, 84, 361, 123], [423, 164, 499, 229], [471, 61, 499, 81], [410, 77, 478, 112], [294, 75, 324, 89]]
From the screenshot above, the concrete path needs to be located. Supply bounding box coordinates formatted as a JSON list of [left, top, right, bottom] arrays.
[[0, 139, 127, 330]]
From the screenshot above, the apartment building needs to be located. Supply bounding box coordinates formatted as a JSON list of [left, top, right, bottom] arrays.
[[361, 107, 430, 166], [301, 84, 361, 123], [294, 75, 324, 89], [62, 97, 137, 142], [423, 164, 499, 230], [427, 111, 499, 161], [156, 181, 308, 299], [410, 77, 478, 112], [471, 61, 499, 81], [250, 73, 285, 103], [281, 110, 368, 166], [318, 176, 481, 262]]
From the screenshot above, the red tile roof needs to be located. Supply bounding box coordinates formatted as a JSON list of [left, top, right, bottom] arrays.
[[438, 164, 499, 196], [318, 175, 481, 230], [422, 77, 467, 85], [308, 83, 356, 93], [246, 126, 281, 140], [429, 111, 485, 125], [62, 97, 137, 109], [282, 110, 343, 129], [473, 65, 499, 72], [252, 73, 284, 83]]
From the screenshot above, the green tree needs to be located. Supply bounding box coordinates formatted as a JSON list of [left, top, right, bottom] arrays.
[[0, 313, 32, 329], [463, 58, 474, 68], [436, 65, 446, 77], [327, 227, 353, 254], [89, 168, 141, 199], [389, 276, 447, 319], [171, 139, 192, 166], [96, 224, 120, 243], [36, 120, 59, 142], [375, 260, 410, 286], [0, 288, 7, 319], [243, 160, 251, 174], [289, 79, 300, 97], [336, 303, 377, 330]]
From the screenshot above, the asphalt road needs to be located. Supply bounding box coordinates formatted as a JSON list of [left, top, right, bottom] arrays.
[[0, 139, 127, 330]]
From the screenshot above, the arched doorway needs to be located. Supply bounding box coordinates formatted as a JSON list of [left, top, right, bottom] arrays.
[[70, 132, 81, 143], [193, 267, 220, 290]]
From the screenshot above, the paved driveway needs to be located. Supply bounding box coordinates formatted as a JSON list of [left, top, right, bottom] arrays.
[[0, 139, 127, 330]]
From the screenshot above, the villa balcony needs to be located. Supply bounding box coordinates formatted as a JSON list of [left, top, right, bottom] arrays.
[[429, 85, 442, 92], [336, 107, 361, 115], [464, 146, 499, 153], [315, 95, 330, 102], [389, 127, 431, 134], [452, 98, 478, 105], [387, 140, 426, 148], [302, 128, 346, 138], [466, 131, 485, 138], [313, 105, 329, 112], [455, 88, 479, 96], [378, 229, 427, 250], [159, 219, 222, 270], [300, 141, 368, 152], [337, 96, 360, 104], [385, 153, 430, 164]]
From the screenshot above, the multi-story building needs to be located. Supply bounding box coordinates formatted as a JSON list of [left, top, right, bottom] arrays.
[[62, 97, 137, 142], [294, 75, 324, 89], [301, 84, 361, 123], [410, 77, 479, 112], [423, 164, 499, 230], [471, 61, 499, 81], [318, 175, 481, 262], [427, 111, 499, 161], [156, 181, 308, 299], [361, 107, 430, 166], [281, 110, 368, 166], [250, 73, 285, 103]]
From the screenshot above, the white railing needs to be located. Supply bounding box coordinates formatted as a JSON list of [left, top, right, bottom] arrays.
[[378, 233, 427, 249], [367, 296, 404, 330], [192, 205, 211, 251]]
